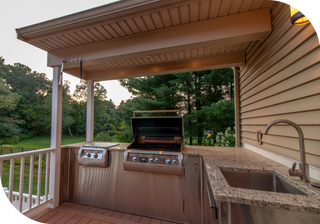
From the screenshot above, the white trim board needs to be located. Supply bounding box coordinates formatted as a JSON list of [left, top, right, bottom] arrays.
[[243, 142, 320, 182]]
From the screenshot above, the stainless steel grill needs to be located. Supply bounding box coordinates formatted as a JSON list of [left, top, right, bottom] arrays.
[[123, 110, 184, 175]]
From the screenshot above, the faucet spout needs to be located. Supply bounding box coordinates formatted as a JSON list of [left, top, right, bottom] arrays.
[[263, 119, 310, 183]]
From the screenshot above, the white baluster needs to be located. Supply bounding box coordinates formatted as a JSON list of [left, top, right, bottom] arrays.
[[28, 155, 34, 210], [8, 159, 14, 203], [37, 154, 42, 205], [45, 152, 49, 201], [19, 157, 25, 212]]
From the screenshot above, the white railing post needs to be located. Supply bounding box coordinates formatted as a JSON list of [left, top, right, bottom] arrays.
[[37, 154, 42, 205], [28, 155, 34, 210], [45, 152, 49, 201], [86, 80, 95, 142], [8, 159, 14, 203], [49, 66, 62, 208], [19, 156, 25, 212]]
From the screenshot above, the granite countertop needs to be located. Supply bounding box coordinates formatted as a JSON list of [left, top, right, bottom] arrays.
[[183, 146, 320, 214], [62, 142, 129, 150], [62, 142, 320, 214]]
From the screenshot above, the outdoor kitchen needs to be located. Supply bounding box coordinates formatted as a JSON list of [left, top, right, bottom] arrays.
[[1, 0, 320, 224], [53, 110, 320, 224]]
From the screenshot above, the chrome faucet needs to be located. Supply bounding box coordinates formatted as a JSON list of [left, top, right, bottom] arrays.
[[263, 119, 310, 183]]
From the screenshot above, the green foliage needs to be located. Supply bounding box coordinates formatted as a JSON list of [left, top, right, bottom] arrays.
[[215, 127, 236, 147], [0, 58, 52, 140], [95, 132, 111, 142], [197, 99, 235, 135], [1, 135, 19, 144], [120, 74, 182, 110], [0, 78, 21, 141], [18, 130, 37, 141], [0, 123, 21, 140], [4, 62, 51, 133], [0, 79, 20, 111], [0, 145, 14, 154]]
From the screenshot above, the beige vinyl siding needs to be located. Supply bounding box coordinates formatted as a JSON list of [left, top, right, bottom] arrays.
[[239, 2, 320, 168]]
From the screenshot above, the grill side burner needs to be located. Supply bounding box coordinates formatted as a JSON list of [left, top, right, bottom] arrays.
[[124, 111, 184, 175], [78, 142, 119, 168]]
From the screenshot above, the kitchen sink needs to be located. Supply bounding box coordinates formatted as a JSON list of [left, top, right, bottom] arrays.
[[221, 170, 307, 195]]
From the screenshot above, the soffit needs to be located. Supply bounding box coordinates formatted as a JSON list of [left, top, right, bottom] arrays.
[[16, 0, 273, 79]]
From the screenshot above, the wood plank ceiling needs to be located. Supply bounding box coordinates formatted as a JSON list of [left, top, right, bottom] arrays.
[[19, 0, 272, 75]]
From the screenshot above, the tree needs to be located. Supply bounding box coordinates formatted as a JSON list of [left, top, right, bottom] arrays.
[[62, 81, 75, 136], [71, 81, 121, 136], [4, 62, 51, 134], [0, 58, 22, 142], [172, 68, 234, 145], [0, 79, 21, 142], [196, 100, 235, 136], [120, 74, 182, 111]]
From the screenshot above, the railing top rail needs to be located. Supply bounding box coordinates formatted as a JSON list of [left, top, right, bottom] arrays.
[[0, 148, 55, 161]]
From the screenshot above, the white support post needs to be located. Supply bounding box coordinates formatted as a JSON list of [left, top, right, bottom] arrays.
[[233, 67, 241, 147], [49, 67, 62, 208], [86, 80, 95, 142]]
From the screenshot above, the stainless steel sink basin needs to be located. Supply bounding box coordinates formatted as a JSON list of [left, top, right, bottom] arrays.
[[221, 170, 307, 195]]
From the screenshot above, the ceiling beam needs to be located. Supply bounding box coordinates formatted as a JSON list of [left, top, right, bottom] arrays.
[[64, 51, 245, 81], [48, 8, 270, 68]]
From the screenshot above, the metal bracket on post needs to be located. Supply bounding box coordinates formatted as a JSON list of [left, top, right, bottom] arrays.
[[59, 60, 65, 86]]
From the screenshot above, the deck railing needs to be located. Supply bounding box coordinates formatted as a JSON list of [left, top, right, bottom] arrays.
[[0, 148, 55, 213], [3, 187, 46, 212]]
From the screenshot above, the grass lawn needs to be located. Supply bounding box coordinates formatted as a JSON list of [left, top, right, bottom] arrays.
[[1, 136, 85, 196], [12, 136, 86, 149]]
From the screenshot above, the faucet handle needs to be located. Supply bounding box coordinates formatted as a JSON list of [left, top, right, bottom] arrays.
[[289, 162, 298, 176], [256, 130, 262, 145], [291, 162, 297, 171]]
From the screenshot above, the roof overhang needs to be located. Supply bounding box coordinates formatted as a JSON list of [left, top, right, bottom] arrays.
[[16, 0, 272, 80]]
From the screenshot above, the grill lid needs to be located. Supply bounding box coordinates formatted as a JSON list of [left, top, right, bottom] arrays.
[[129, 110, 184, 151]]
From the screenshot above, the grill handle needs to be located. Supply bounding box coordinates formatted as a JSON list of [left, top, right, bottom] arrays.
[[133, 110, 181, 117]]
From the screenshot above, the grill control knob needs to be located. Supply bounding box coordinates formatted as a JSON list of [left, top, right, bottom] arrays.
[[172, 159, 178, 165], [94, 153, 98, 159], [148, 157, 154, 163], [154, 157, 159, 163], [165, 158, 172, 164], [132, 156, 138, 162], [87, 153, 91, 158]]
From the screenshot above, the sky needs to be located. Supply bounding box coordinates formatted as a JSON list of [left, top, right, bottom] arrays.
[[0, 0, 132, 106]]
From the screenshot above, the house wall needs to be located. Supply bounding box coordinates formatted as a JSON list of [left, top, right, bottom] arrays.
[[239, 2, 320, 169]]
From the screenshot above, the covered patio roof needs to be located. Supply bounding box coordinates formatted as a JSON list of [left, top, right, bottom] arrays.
[[16, 0, 272, 81]]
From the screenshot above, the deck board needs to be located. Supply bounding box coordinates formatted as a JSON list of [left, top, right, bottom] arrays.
[[53, 213, 75, 224], [45, 211, 68, 223], [29, 202, 182, 224], [65, 214, 84, 224], [29, 208, 52, 220], [35, 210, 60, 222]]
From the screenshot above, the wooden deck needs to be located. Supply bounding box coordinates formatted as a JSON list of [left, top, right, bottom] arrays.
[[28, 202, 181, 224]]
